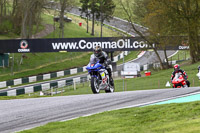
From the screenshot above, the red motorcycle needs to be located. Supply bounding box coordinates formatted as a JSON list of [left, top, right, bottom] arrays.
[[172, 72, 189, 88]]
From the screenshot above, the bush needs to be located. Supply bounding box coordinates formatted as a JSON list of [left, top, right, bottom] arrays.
[[0, 19, 13, 34]]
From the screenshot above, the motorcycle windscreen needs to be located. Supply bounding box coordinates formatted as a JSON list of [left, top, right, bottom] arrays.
[[89, 55, 100, 65], [173, 73, 184, 83]]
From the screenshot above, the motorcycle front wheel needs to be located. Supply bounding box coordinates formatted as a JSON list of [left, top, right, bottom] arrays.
[[91, 77, 100, 94]]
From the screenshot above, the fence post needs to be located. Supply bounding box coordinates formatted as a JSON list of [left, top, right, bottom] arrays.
[[178, 53, 179, 61], [125, 80, 127, 91], [185, 51, 186, 60], [61, 88, 63, 96], [193, 78, 195, 87], [2, 59, 4, 68], [51, 87, 53, 96], [74, 81, 76, 90]]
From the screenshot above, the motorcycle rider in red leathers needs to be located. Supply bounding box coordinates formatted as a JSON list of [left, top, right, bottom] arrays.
[[171, 64, 190, 87]]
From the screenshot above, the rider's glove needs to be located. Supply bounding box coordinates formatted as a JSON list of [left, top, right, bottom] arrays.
[[104, 61, 108, 67], [107, 59, 111, 65], [105, 66, 109, 70]]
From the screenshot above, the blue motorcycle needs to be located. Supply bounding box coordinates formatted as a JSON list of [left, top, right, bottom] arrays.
[[86, 57, 115, 94]]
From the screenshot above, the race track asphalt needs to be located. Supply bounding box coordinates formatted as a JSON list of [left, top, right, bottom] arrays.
[[0, 87, 200, 133]]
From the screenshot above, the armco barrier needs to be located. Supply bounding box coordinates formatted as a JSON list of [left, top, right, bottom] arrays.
[[0, 66, 87, 89], [0, 76, 89, 96], [0, 51, 130, 89]]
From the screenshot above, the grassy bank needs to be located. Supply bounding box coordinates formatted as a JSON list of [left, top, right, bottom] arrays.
[[114, 60, 199, 91], [0, 52, 91, 81], [168, 50, 190, 61], [20, 101, 200, 133]]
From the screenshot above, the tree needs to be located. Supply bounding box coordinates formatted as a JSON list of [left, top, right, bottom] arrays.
[[120, 0, 166, 69], [80, 0, 90, 33], [11, 0, 48, 65], [133, 0, 200, 64], [59, 0, 75, 38], [157, 0, 200, 63], [80, 0, 115, 36], [99, 0, 115, 37], [135, 0, 178, 68], [80, 0, 100, 36], [59, 0, 67, 38], [0, 0, 13, 34], [11, 0, 48, 38], [89, 0, 99, 36]]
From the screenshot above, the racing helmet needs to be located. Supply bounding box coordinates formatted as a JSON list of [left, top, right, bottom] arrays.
[[174, 64, 180, 72], [93, 46, 102, 57]]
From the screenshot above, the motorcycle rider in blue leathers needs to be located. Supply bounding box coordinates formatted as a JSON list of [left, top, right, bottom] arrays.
[[89, 46, 114, 86]]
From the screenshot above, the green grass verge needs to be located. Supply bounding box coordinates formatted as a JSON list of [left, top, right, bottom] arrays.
[[67, 13, 120, 37], [168, 50, 190, 61], [114, 60, 200, 91], [19, 101, 200, 133], [0, 52, 91, 81]]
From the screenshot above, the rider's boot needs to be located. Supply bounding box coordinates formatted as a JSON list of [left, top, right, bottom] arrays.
[[109, 73, 114, 86], [107, 67, 114, 86], [110, 77, 114, 86]]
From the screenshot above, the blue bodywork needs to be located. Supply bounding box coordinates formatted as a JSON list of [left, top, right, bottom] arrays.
[[86, 62, 105, 72], [87, 55, 106, 79], [86, 62, 105, 78]]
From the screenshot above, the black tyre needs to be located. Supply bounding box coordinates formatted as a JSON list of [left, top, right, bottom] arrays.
[[174, 84, 177, 88], [91, 77, 100, 94], [186, 80, 190, 87], [105, 79, 115, 93], [105, 84, 115, 93]]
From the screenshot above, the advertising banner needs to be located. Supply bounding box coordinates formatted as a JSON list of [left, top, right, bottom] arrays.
[[0, 37, 189, 53]]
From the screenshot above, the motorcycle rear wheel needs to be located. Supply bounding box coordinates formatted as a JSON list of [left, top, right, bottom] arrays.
[[105, 85, 115, 93], [186, 80, 190, 87], [91, 77, 100, 94], [105, 79, 115, 93]]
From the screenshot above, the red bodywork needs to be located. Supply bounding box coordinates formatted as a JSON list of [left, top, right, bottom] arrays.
[[172, 73, 187, 88]]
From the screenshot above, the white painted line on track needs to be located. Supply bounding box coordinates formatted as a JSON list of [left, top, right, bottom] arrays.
[[59, 89, 200, 123], [118, 51, 147, 67], [112, 89, 200, 110], [167, 50, 179, 59]]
